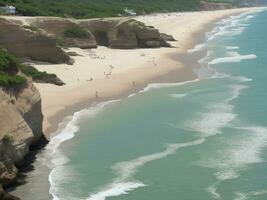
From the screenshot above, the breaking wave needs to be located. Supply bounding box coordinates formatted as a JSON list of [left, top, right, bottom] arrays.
[[86, 139, 205, 200], [47, 100, 121, 200], [208, 53, 257, 65]]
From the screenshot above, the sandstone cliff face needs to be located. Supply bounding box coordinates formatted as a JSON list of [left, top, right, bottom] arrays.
[[31, 18, 97, 49], [2, 16, 172, 51], [25, 17, 172, 49], [0, 80, 44, 199], [0, 18, 70, 64], [79, 18, 171, 49]]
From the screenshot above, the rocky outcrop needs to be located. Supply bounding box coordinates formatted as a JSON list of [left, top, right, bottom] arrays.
[[0, 18, 70, 64], [200, 1, 234, 10], [160, 33, 176, 41], [0, 185, 19, 200], [79, 18, 171, 49], [31, 18, 97, 49], [0, 80, 45, 199], [2, 16, 173, 50], [27, 17, 172, 49]]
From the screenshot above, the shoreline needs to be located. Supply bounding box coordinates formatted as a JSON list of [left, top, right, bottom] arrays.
[[9, 8, 256, 199], [35, 8, 253, 139]]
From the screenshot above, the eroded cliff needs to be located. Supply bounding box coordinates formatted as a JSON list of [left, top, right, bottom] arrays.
[[0, 18, 70, 64], [4, 17, 173, 50], [0, 80, 45, 199], [79, 18, 172, 49]]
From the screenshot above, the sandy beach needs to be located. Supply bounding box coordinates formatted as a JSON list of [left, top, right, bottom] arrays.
[[29, 8, 253, 138], [7, 7, 262, 200]]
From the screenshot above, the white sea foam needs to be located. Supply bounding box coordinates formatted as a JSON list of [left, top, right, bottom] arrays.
[[128, 93, 138, 98], [226, 84, 248, 102], [87, 182, 146, 200], [206, 9, 263, 42], [198, 50, 213, 65], [48, 100, 120, 152], [207, 182, 221, 199], [141, 79, 200, 93], [234, 190, 267, 200], [127, 79, 199, 99], [168, 93, 188, 98], [187, 102, 236, 137], [202, 126, 267, 182], [205, 126, 267, 199], [231, 76, 252, 83], [186, 84, 247, 138], [209, 72, 229, 79], [47, 74, 201, 200], [234, 192, 248, 200], [246, 15, 255, 20], [187, 43, 206, 53], [209, 53, 257, 65], [226, 46, 240, 50], [47, 100, 120, 200], [86, 139, 205, 200]]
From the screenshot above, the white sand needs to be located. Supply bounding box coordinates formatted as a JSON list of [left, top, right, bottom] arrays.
[[28, 8, 253, 137]]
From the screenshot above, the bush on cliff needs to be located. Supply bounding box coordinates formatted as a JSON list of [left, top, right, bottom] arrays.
[[64, 26, 89, 38], [0, 49, 19, 72], [0, 48, 26, 87], [19, 65, 65, 86], [0, 48, 64, 87], [23, 25, 39, 32]]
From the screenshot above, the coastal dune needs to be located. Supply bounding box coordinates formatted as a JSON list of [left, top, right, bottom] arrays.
[[31, 8, 252, 137]]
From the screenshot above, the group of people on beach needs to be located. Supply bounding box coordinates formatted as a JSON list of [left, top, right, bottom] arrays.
[[148, 56, 157, 66], [104, 65, 115, 79], [88, 50, 106, 60]]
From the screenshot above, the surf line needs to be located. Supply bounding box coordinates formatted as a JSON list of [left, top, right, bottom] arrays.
[[86, 139, 205, 200]]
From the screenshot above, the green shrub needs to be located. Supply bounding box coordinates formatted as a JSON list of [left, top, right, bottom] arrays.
[[19, 64, 49, 79], [19, 64, 65, 86], [0, 72, 26, 86], [23, 25, 39, 32], [64, 26, 89, 38], [56, 37, 65, 46], [2, 134, 15, 144], [0, 48, 19, 73], [0, 48, 26, 87]]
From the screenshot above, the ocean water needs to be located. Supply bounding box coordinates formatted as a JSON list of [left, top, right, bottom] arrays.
[[38, 9, 267, 200]]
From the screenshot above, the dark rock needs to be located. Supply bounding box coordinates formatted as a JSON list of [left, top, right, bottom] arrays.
[[160, 33, 176, 41], [79, 18, 172, 49]]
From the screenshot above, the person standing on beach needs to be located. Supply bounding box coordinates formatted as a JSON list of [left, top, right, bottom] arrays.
[[95, 91, 98, 100]]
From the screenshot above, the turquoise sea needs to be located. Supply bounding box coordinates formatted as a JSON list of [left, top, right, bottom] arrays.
[[34, 8, 267, 200]]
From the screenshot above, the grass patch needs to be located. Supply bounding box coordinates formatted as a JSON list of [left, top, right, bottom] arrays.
[[23, 25, 39, 32], [19, 65, 65, 86], [56, 37, 65, 46], [0, 48, 26, 87], [0, 48, 64, 87], [64, 26, 90, 38], [0, 72, 26, 86]]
